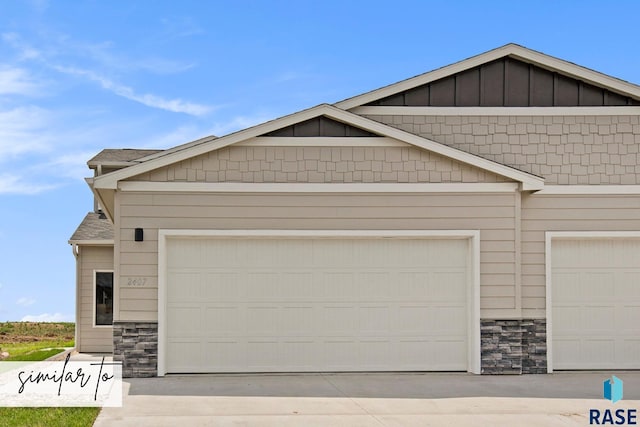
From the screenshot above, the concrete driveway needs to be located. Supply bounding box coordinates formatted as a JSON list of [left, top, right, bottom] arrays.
[[94, 371, 640, 426]]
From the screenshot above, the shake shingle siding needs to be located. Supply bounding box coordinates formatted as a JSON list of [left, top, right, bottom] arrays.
[[363, 115, 640, 184]]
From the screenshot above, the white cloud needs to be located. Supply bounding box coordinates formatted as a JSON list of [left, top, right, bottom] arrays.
[[21, 312, 72, 322], [44, 151, 96, 180], [1, 32, 42, 60], [0, 67, 42, 96], [16, 297, 36, 307], [52, 65, 212, 116], [0, 106, 53, 157], [0, 173, 58, 195]]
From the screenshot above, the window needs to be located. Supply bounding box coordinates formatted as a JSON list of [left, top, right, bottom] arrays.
[[95, 271, 113, 326]]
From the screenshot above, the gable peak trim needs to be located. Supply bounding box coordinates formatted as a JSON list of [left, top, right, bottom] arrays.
[[335, 44, 640, 110]]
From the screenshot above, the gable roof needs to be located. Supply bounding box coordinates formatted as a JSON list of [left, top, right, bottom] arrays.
[[92, 103, 543, 193], [335, 44, 640, 110]]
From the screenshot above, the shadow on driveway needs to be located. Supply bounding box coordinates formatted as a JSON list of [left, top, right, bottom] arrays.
[[126, 371, 640, 399]]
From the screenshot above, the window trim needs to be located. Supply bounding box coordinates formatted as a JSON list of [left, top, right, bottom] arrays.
[[93, 269, 114, 328]]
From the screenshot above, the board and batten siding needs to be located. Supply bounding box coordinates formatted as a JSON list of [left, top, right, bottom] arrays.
[[116, 191, 518, 321], [521, 194, 640, 317], [78, 245, 113, 353]]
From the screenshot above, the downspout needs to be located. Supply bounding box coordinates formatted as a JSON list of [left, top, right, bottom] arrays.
[[72, 244, 81, 352]]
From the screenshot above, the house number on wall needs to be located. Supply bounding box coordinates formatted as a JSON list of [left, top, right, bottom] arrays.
[[126, 277, 147, 287]]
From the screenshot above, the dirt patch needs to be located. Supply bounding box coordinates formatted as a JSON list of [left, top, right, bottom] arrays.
[[0, 322, 74, 344]]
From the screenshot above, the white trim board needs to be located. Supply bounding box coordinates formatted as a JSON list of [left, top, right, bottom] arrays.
[[352, 106, 640, 116], [544, 231, 640, 373], [535, 185, 640, 195], [157, 229, 482, 376], [93, 104, 543, 191], [118, 182, 520, 193], [68, 240, 114, 245], [335, 44, 640, 110], [237, 136, 407, 147]]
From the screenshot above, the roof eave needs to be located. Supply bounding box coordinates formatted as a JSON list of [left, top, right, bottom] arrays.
[[68, 239, 114, 245]]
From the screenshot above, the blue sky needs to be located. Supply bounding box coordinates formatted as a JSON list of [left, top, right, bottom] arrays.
[[0, 0, 639, 322]]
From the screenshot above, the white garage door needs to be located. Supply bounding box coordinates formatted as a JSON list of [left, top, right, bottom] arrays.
[[164, 237, 469, 373], [551, 238, 640, 369]]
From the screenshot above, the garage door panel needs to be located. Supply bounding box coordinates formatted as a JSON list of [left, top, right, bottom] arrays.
[[431, 271, 467, 299], [280, 273, 315, 299], [167, 306, 201, 336], [360, 340, 390, 368], [280, 340, 316, 369], [397, 306, 430, 334], [581, 306, 616, 331], [324, 305, 357, 335], [433, 306, 467, 335], [434, 340, 467, 367], [167, 240, 202, 268], [246, 306, 279, 335], [583, 272, 615, 297], [622, 305, 640, 325], [426, 240, 468, 267], [358, 273, 391, 299], [553, 306, 581, 333], [398, 340, 432, 366], [204, 306, 241, 334], [165, 237, 470, 373], [280, 305, 316, 335], [622, 339, 640, 364], [322, 273, 356, 300], [247, 340, 279, 369], [203, 273, 240, 300], [358, 306, 390, 335], [620, 272, 640, 296], [204, 341, 245, 370], [552, 238, 640, 369], [245, 272, 279, 300], [581, 340, 616, 366], [166, 340, 201, 372], [167, 272, 200, 301]]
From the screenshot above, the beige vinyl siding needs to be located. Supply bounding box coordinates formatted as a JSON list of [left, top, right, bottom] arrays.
[[78, 245, 113, 353], [128, 146, 510, 184], [363, 114, 640, 185], [116, 191, 517, 321], [521, 193, 640, 317]]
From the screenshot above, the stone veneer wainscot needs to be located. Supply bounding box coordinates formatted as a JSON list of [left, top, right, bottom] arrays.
[[113, 322, 158, 378], [481, 319, 547, 374]]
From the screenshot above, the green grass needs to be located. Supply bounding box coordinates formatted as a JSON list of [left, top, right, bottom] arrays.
[[0, 407, 101, 427], [2, 340, 74, 360], [0, 322, 101, 427], [8, 348, 67, 361]]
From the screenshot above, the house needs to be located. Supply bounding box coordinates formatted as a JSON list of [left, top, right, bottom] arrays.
[[69, 44, 640, 378]]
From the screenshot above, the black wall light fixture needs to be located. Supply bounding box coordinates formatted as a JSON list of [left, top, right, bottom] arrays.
[[134, 228, 144, 242]]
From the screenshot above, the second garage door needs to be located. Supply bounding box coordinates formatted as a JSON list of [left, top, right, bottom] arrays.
[[164, 236, 470, 373], [551, 238, 640, 370]]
